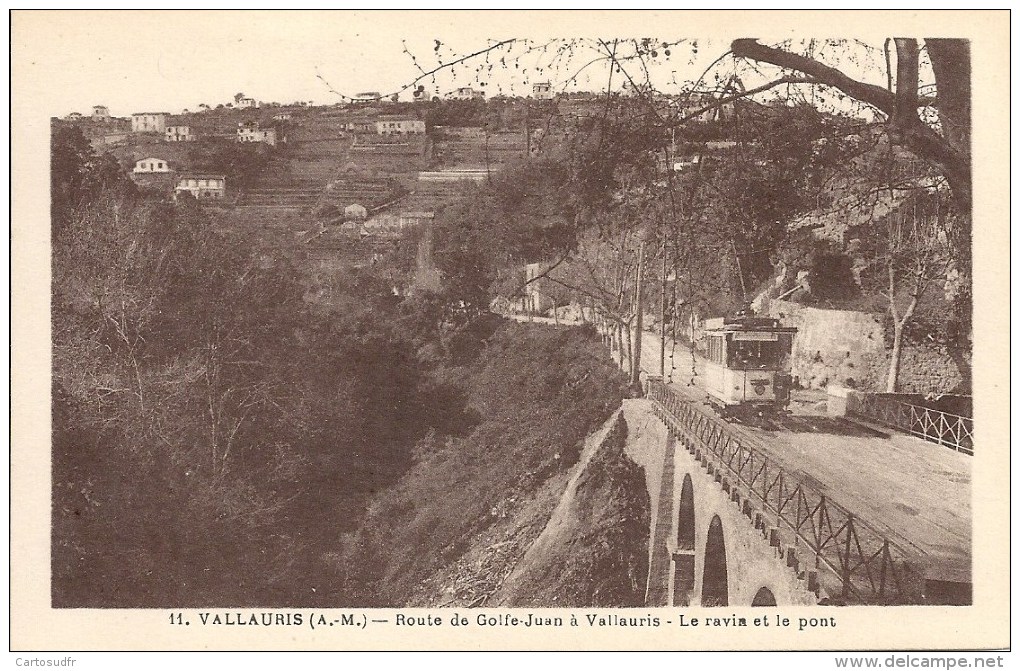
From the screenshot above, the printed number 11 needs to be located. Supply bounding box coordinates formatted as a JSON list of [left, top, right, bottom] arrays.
[[169, 612, 185, 625]]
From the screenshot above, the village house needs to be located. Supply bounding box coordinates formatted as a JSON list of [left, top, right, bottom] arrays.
[[398, 211, 434, 229], [133, 157, 171, 173], [351, 92, 382, 104], [273, 112, 292, 121], [344, 203, 368, 220], [362, 216, 397, 235], [175, 174, 226, 200], [165, 125, 194, 142], [363, 211, 434, 234], [92, 105, 110, 122], [524, 262, 553, 313], [131, 112, 170, 134], [343, 119, 377, 134], [453, 87, 484, 100], [375, 116, 426, 135], [236, 97, 258, 109], [339, 221, 362, 236], [532, 82, 554, 100], [237, 121, 277, 146], [66, 112, 83, 121]]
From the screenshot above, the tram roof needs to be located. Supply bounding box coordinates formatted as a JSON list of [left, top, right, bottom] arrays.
[[703, 316, 797, 333]]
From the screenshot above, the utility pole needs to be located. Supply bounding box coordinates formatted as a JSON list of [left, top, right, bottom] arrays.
[[524, 100, 531, 159], [631, 240, 645, 389], [731, 238, 747, 304], [659, 242, 667, 377]]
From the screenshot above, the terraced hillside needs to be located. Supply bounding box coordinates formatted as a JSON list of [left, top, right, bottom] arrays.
[[347, 133, 430, 174], [392, 177, 477, 212], [431, 128, 527, 169], [235, 134, 351, 214]]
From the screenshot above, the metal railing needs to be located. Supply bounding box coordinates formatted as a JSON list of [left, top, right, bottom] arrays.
[[854, 394, 974, 455], [646, 380, 923, 605]]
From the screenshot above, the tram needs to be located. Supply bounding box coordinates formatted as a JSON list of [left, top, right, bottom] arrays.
[[702, 314, 797, 415]]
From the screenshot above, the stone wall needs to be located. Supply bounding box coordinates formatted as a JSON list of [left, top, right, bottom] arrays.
[[867, 344, 969, 395], [757, 298, 969, 394], [757, 298, 885, 391]]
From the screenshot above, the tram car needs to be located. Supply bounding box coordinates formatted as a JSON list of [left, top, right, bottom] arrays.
[[702, 314, 797, 415]]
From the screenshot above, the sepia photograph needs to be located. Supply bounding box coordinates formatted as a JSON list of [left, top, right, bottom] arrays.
[[10, 8, 1010, 655]]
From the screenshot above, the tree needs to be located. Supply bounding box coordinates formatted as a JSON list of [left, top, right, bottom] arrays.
[[729, 38, 970, 213], [850, 184, 958, 392], [51, 125, 132, 236]]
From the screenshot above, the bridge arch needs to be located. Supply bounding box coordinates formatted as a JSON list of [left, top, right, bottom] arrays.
[[701, 514, 729, 606], [751, 586, 777, 606], [671, 473, 696, 606], [677, 474, 695, 551]]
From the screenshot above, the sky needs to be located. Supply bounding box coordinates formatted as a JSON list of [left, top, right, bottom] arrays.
[[11, 10, 915, 120]]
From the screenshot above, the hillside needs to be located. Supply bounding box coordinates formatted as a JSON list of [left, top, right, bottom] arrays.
[[329, 318, 646, 607]]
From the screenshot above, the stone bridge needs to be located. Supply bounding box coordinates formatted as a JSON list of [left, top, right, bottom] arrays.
[[625, 378, 968, 607], [626, 399, 819, 608]]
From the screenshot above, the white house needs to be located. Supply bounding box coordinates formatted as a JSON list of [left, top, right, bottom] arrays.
[[165, 125, 194, 142], [525, 262, 553, 313], [131, 112, 170, 133], [398, 211, 434, 229], [237, 97, 258, 109], [363, 211, 433, 234], [92, 105, 110, 122], [133, 157, 171, 173], [237, 121, 277, 146], [273, 112, 292, 121], [175, 174, 226, 200], [344, 203, 368, 220], [453, 87, 484, 100], [375, 116, 426, 135], [532, 82, 554, 100], [343, 119, 377, 134], [351, 92, 381, 104]]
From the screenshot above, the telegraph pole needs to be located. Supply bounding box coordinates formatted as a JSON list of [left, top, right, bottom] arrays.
[[731, 238, 748, 303], [524, 99, 531, 159], [659, 242, 667, 377], [631, 240, 645, 390]]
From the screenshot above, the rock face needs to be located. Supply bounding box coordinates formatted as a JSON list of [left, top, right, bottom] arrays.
[[760, 298, 885, 390], [334, 321, 643, 607], [868, 345, 969, 395], [759, 298, 968, 394], [491, 412, 650, 608]]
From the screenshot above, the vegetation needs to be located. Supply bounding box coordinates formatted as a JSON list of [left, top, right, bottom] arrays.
[[334, 319, 628, 606], [53, 129, 458, 605], [51, 125, 632, 607]]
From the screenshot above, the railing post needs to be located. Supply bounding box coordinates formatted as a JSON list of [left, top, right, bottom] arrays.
[[841, 516, 854, 600]]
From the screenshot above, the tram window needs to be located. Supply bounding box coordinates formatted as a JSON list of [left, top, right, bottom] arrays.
[[708, 336, 724, 364], [727, 340, 784, 370]]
